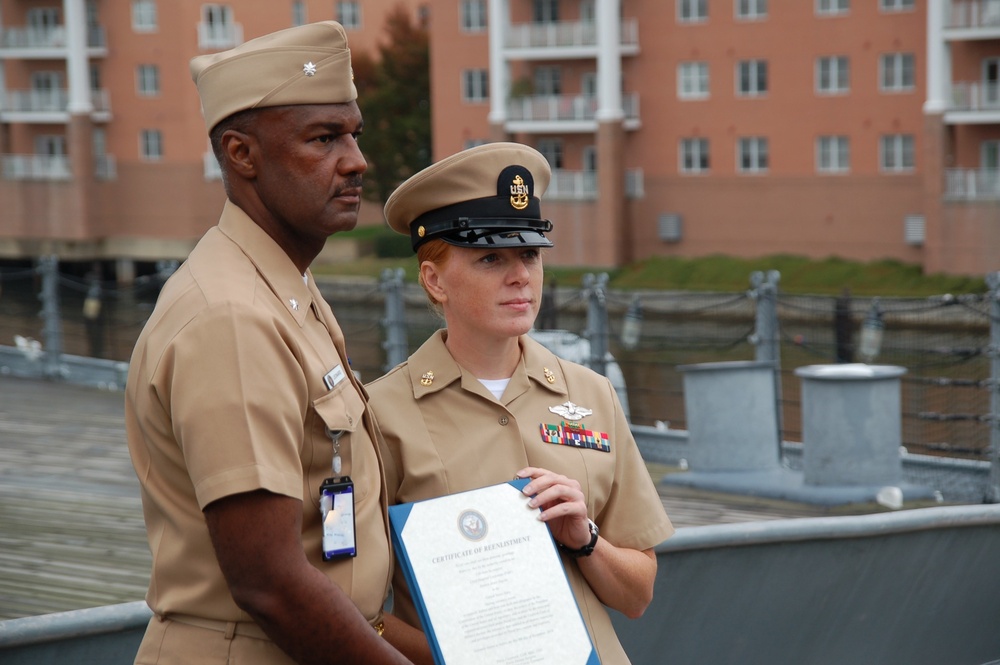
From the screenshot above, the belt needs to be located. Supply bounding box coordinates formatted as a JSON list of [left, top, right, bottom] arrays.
[[164, 610, 385, 641]]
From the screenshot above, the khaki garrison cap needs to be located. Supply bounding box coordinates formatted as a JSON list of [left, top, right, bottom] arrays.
[[385, 142, 554, 251], [190, 21, 356, 132]]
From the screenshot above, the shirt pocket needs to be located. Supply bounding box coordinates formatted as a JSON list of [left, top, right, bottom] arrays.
[[311, 381, 369, 500]]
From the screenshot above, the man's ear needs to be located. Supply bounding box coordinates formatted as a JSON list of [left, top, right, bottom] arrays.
[[420, 261, 447, 304], [220, 129, 256, 179]]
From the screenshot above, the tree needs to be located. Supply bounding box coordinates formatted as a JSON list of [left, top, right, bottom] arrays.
[[354, 5, 431, 204]]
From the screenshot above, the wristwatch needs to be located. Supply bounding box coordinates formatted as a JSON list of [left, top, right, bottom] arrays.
[[559, 519, 599, 558]]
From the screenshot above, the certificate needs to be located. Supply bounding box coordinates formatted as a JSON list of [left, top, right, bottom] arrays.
[[388, 479, 599, 665]]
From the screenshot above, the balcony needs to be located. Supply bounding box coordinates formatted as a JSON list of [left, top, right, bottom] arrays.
[[198, 22, 243, 50], [544, 168, 644, 201], [944, 81, 1000, 124], [945, 0, 1000, 40], [1, 154, 71, 181], [945, 168, 1000, 200], [0, 26, 107, 57], [504, 19, 639, 59], [0, 89, 112, 122], [505, 93, 640, 133]]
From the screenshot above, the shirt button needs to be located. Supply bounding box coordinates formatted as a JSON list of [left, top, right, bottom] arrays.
[[498, 416, 509, 426]]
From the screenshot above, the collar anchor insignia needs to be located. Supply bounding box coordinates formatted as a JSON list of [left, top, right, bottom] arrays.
[[420, 370, 434, 387]]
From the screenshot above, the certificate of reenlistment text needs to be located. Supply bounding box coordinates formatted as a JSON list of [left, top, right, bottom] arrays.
[[388, 479, 599, 665]]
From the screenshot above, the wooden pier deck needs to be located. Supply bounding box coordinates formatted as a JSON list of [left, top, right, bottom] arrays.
[[0, 377, 836, 621]]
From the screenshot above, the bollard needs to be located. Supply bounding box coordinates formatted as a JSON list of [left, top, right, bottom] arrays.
[[795, 364, 906, 487], [676, 361, 780, 472]]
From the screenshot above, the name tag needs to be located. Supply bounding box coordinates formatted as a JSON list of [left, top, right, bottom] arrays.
[[323, 364, 347, 390]]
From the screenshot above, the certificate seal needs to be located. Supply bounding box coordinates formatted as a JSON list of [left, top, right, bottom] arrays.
[[457, 509, 488, 541]]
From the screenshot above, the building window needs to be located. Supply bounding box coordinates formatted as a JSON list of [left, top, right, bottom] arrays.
[[136, 65, 160, 96], [816, 0, 849, 15], [132, 0, 157, 31], [201, 4, 237, 49], [27, 7, 60, 33], [738, 137, 769, 173], [678, 62, 709, 99], [736, 0, 767, 20], [461, 0, 487, 31], [817, 56, 849, 94], [880, 134, 914, 172], [292, 1, 307, 26], [533, 0, 559, 22], [680, 138, 710, 173], [336, 1, 361, 29], [534, 66, 562, 96], [737, 60, 768, 96], [140, 129, 163, 161], [880, 53, 914, 92], [678, 0, 708, 23], [464, 138, 488, 150], [462, 69, 489, 102], [817, 135, 849, 173], [879, 0, 913, 10], [537, 139, 564, 169]]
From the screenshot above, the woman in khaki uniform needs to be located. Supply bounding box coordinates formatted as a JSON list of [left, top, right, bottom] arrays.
[[367, 143, 675, 664]]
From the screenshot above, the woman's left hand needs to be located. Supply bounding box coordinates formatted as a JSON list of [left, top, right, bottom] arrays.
[[516, 466, 593, 550]]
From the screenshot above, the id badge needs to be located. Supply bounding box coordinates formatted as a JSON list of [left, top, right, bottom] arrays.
[[320, 476, 357, 560]]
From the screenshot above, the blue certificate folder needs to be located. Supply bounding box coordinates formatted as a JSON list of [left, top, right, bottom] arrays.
[[388, 478, 600, 665]]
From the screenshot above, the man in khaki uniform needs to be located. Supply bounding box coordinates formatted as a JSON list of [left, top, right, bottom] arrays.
[[125, 21, 427, 665], [367, 143, 675, 664]]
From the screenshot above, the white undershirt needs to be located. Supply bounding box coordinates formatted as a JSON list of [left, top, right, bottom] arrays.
[[478, 377, 510, 400]]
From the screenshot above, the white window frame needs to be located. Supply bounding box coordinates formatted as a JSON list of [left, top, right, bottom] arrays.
[[817, 56, 850, 94], [537, 138, 564, 169], [292, 1, 307, 26], [736, 0, 767, 20], [462, 69, 489, 102], [460, 0, 487, 32], [583, 145, 597, 171], [816, 0, 849, 16], [738, 137, 769, 173], [678, 0, 708, 23], [36, 134, 66, 157], [131, 0, 157, 31], [680, 138, 710, 174], [880, 134, 914, 172], [533, 0, 559, 23], [982, 140, 1000, 170], [336, 1, 361, 30], [534, 66, 562, 96], [817, 135, 849, 173], [880, 53, 914, 92], [27, 7, 60, 32], [136, 64, 160, 97], [582, 72, 598, 97], [879, 0, 914, 11], [678, 62, 709, 99], [737, 59, 768, 97], [140, 129, 163, 161]]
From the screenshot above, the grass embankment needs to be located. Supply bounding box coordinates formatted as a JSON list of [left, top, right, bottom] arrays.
[[318, 227, 988, 298]]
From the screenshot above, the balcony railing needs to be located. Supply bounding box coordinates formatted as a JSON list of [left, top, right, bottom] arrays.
[[947, 0, 1000, 29], [198, 22, 243, 50], [950, 81, 1000, 111], [1, 154, 71, 181], [945, 168, 1000, 200], [507, 93, 640, 124], [548, 169, 598, 200], [505, 18, 638, 50], [0, 25, 106, 50], [1, 89, 112, 116], [545, 168, 644, 201]]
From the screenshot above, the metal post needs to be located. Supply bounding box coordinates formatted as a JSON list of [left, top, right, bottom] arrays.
[[750, 270, 783, 450], [37, 255, 64, 378], [380, 268, 408, 373], [583, 272, 609, 377], [985, 271, 1000, 503]]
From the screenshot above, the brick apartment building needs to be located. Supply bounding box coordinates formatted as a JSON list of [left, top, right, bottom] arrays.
[[1, 0, 999, 277]]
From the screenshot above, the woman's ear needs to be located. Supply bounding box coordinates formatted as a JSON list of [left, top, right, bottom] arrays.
[[420, 261, 447, 304]]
